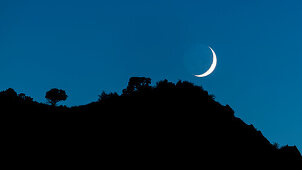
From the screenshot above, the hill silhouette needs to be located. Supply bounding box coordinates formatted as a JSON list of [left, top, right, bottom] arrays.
[[1, 77, 301, 167]]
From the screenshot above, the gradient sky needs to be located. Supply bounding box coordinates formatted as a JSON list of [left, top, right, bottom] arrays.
[[1, 0, 301, 150]]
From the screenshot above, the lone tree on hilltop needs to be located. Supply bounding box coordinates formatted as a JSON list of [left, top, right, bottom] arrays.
[[45, 88, 67, 106]]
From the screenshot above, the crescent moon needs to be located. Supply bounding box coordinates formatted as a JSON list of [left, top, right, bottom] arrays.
[[194, 47, 217, 77]]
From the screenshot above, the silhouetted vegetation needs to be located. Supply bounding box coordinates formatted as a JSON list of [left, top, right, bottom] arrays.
[[45, 88, 67, 106], [98, 91, 118, 101], [0, 88, 33, 104], [122, 77, 151, 96], [1, 77, 301, 166]]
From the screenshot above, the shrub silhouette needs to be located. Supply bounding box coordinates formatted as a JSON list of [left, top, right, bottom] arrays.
[[45, 88, 67, 106], [18, 93, 33, 103], [98, 91, 119, 101]]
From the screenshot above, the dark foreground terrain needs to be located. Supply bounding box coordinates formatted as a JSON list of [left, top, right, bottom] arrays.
[[1, 77, 301, 167]]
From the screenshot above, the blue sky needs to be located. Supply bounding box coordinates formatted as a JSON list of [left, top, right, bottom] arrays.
[[0, 0, 301, 150]]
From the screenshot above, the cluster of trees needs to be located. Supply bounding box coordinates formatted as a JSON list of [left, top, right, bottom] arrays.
[[0, 88, 33, 104], [0, 77, 210, 106], [0, 77, 301, 164], [0, 87, 67, 106], [99, 77, 214, 101]]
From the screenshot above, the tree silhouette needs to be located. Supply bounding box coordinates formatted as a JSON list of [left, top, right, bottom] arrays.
[[0, 77, 301, 164], [122, 77, 151, 96], [45, 88, 67, 106]]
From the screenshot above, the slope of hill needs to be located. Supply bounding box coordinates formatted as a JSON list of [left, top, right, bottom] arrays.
[[1, 77, 301, 167]]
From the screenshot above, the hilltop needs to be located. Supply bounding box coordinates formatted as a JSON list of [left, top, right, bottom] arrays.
[[1, 77, 301, 167]]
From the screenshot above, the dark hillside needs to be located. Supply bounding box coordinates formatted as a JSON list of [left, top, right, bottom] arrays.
[[1, 77, 301, 167]]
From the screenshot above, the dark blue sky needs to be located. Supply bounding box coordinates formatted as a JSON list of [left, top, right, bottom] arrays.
[[1, 0, 301, 150]]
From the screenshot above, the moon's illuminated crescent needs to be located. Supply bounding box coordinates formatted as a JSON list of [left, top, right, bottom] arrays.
[[194, 47, 217, 77]]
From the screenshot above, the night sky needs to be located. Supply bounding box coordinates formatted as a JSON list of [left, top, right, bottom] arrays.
[[1, 0, 301, 150]]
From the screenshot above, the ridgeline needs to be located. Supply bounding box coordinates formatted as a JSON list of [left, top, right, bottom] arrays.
[[1, 77, 301, 167]]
